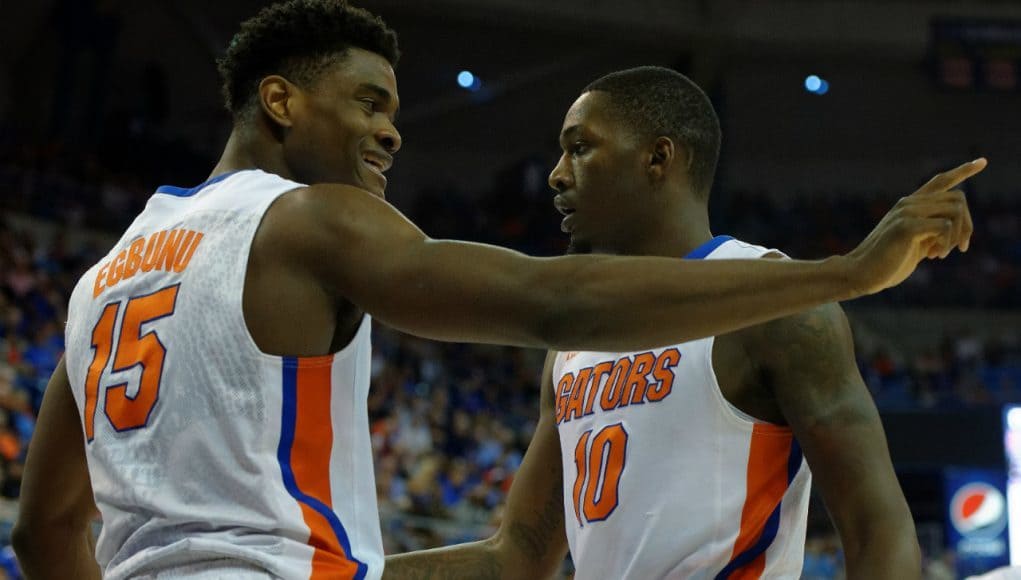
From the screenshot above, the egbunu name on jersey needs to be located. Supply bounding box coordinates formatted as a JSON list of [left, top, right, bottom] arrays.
[[93, 228, 204, 298]]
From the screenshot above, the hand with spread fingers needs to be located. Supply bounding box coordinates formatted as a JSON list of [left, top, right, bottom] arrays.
[[848, 158, 985, 295]]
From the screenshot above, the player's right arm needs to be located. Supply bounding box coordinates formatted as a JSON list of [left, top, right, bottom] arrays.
[[264, 159, 982, 350], [12, 357, 101, 580], [755, 304, 920, 579], [383, 352, 568, 579]]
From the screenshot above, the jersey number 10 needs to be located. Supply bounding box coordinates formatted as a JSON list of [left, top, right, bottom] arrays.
[[572, 422, 629, 525], [82, 284, 180, 441]]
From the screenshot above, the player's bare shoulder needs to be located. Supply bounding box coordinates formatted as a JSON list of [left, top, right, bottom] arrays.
[[257, 183, 423, 264], [706, 224, 855, 405], [728, 250, 851, 360]]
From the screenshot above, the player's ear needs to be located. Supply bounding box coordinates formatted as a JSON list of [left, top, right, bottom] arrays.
[[258, 75, 299, 134], [648, 136, 676, 182]]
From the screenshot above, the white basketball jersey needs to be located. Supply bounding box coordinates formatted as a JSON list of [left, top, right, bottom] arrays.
[[554, 236, 812, 580], [64, 170, 382, 580]]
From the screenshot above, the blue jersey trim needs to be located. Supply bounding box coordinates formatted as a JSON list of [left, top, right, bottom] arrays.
[[277, 357, 367, 579], [154, 170, 242, 198], [684, 235, 734, 260], [714, 439, 803, 579]]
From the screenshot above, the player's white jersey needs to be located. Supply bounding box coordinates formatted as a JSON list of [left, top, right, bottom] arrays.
[[554, 236, 812, 580], [64, 170, 382, 580]]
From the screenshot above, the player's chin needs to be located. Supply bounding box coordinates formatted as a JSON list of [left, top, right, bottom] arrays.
[[566, 235, 592, 255], [358, 173, 388, 199], [341, 163, 381, 197]]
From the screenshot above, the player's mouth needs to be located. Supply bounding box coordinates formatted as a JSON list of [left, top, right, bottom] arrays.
[[362, 151, 393, 190], [554, 195, 577, 233]]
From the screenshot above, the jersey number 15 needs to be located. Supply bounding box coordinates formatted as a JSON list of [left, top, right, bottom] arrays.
[[82, 284, 179, 441]]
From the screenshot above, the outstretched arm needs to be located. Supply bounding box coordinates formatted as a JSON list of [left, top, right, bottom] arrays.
[[13, 357, 101, 580], [384, 353, 568, 580], [267, 159, 982, 351], [755, 304, 919, 579]]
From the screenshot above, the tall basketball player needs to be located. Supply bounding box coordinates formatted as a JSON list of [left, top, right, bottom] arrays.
[[16, 3, 979, 579], [384, 67, 970, 579]]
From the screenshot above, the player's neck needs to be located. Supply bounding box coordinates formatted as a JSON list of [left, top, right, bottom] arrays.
[[608, 204, 712, 259], [210, 128, 296, 183]]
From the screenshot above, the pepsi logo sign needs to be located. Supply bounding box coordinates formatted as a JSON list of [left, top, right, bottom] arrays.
[[950, 482, 1007, 538]]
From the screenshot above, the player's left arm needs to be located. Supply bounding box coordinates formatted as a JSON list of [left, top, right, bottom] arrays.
[[756, 303, 920, 580], [12, 356, 101, 580]]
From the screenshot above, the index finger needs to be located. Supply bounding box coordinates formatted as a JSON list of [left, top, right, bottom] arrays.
[[918, 158, 988, 194]]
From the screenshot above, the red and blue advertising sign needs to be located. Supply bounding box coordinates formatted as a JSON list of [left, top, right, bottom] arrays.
[[945, 467, 1010, 577]]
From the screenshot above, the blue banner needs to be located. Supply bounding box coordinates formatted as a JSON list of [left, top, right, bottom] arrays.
[[945, 467, 1010, 577]]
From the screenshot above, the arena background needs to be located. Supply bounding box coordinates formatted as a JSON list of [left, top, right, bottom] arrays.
[[2, 1, 1021, 578]]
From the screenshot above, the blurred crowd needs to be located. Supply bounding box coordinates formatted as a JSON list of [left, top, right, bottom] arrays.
[[863, 330, 1021, 410], [0, 143, 1017, 578], [369, 328, 543, 554]]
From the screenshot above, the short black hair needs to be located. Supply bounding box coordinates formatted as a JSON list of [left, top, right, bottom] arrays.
[[584, 66, 721, 197], [217, 0, 400, 120]]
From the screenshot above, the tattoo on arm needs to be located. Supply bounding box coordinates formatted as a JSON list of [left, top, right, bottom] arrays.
[[760, 303, 863, 421], [508, 468, 565, 561], [761, 304, 920, 576]]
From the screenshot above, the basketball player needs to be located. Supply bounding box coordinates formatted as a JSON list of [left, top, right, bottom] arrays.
[[15, 2, 979, 579], [384, 68, 963, 579]]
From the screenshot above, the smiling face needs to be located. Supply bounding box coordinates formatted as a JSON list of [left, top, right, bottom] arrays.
[[548, 91, 657, 255], [282, 48, 401, 197]]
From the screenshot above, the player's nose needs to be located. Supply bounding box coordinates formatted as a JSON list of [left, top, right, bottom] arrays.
[[376, 121, 402, 155], [549, 155, 573, 193]]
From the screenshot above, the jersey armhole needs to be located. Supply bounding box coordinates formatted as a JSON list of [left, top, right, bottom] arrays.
[[701, 240, 792, 430]]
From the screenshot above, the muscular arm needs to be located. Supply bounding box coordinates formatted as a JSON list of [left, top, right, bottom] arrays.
[[384, 353, 568, 580], [13, 357, 101, 580], [266, 160, 977, 351], [755, 305, 919, 580]]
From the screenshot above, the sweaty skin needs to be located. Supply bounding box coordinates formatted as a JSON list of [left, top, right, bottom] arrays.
[[15, 50, 981, 579]]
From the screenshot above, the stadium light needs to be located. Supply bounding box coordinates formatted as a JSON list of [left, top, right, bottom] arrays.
[[457, 71, 474, 88], [804, 75, 829, 95]]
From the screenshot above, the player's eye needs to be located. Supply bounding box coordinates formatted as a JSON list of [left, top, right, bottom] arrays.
[[571, 142, 589, 156]]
